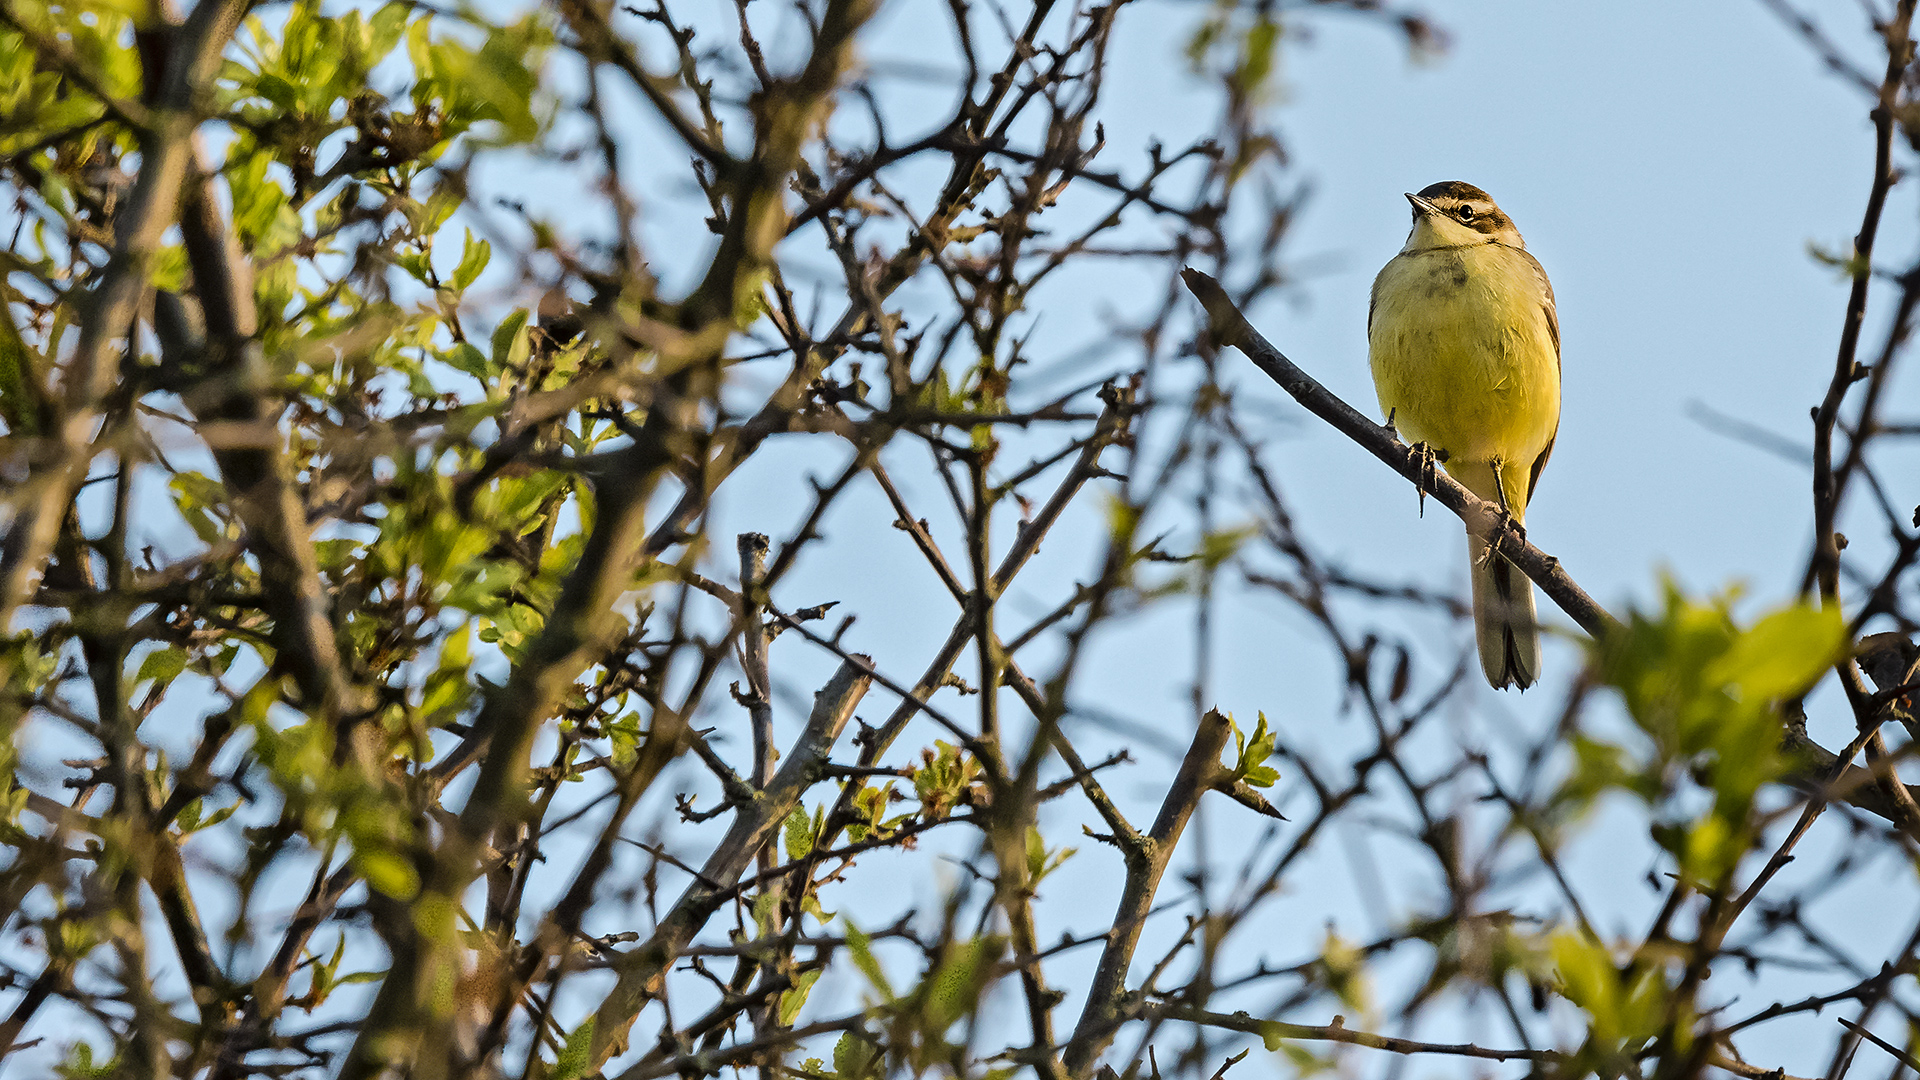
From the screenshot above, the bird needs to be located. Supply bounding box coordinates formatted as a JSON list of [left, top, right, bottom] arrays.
[[1367, 181, 1561, 690]]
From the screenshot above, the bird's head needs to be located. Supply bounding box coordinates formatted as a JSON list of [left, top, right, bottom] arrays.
[[1401, 181, 1524, 252]]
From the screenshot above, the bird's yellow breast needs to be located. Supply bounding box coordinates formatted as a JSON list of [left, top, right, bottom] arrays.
[[1368, 242, 1560, 514]]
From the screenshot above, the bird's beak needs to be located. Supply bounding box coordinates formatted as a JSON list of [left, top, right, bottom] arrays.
[[1404, 193, 1442, 216]]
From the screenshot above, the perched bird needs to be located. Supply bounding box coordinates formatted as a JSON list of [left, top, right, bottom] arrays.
[[1368, 181, 1561, 689]]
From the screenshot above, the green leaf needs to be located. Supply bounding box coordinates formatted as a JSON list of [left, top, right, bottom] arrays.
[[491, 309, 529, 369], [1316, 928, 1369, 1015], [802, 894, 836, 927], [1703, 602, 1844, 701], [1227, 711, 1279, 787], [354, 850, 420, 900], [843, 920, 894, 1002], [442, 343, 491, 384], [135, 646, 187, 687], [752, 891, 779, 937], [1551, 929, 1620, 1043], [406, 14, 434, 84], [550, 1016, 595, 1080], [451, 228, 490, 291], [784, 804, 814, 860], [1231, 16, 1281, 99], [1024, 825, 1076, 887], [367, 2, 410, 64], [833, 1033, 877, 1080], [0, 300, 42, 436], [922, 935, 1001, 1032], [779, 967, 823, 1025]]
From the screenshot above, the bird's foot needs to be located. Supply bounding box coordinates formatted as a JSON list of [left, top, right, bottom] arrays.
[[1407, 440, 1445, 517], [1483, 456, 1524, 546], [1476, 505, 1525, 564]]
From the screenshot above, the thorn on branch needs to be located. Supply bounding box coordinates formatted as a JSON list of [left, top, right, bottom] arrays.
[[1206, 1049, 1250, 1080], [767, 600, 839, 641]]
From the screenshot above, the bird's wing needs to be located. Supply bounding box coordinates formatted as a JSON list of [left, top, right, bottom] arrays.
[[1518, 247, 1560, 500], [1367, 268, 1382, 337], [1519, 247, 1560, 369]]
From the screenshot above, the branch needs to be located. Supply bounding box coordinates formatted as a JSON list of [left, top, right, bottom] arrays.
[[1156, 1005, 1557, 1064], [738, 532, 776, 790], [1838, 1018, 1920, 1074], [175, 151, 362, 727], [1179, 268, 1615, 640], [1806, 2, 1915, 599], [1182, 268, 1920, 835], [1778, 710, 1920, 831], [1062, 709, 1233, 1076], [0, 0, 249, 632], [588, 658, 873, 1069]]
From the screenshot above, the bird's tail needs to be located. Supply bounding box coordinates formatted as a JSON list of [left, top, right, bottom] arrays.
[[1468, 531, 1539, 690]]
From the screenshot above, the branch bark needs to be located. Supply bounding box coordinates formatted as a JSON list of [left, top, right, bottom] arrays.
[[1063, 708, 1233, 1076], [1180, 268, 1615, 640], [589, 657, 873, 1068], [1156, 1004, 1559, 1065], [0, 0, 248, 633], [1180, 268, 1920, 835]]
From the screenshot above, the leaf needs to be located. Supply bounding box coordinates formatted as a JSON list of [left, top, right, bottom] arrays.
[[442, 342, 489, 383], [354, 850, 420, 900], [922, 935, 1002, 1032], [550, 1016, 595, 1080], [1703, 602, 1844, 701], [1024, 825, 1076, 887], [843, 920, 895, 1002], [752, 891, 779, 937], [833, 1033, 877, 1080], [779, 967, 822, 1025], [451, 228, 490, 291], [491, 309, 529, 369], [784, 805, 814, 860], [0, 301, 42, 436], [1317, 928, 1370, 1015], [368, 2, 410, 60], [135, 646, 187, 687], [1550, 929, 1620, 1043], [406, 15, 434, 85], [802, 895, 836, 926], [1228, 711, 1279, 786], [1231, 16, 1281, 99]]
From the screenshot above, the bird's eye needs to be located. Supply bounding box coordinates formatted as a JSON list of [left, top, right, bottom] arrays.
[[1458, 205, 1476, 221]]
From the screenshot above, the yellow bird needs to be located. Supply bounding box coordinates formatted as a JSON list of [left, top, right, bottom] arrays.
[[1368, 181, 1561, 689]]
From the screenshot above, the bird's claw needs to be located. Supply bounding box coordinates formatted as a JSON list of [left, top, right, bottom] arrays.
[[1407, 440, 1444, 517], [1477, 504, 1524, 562]]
